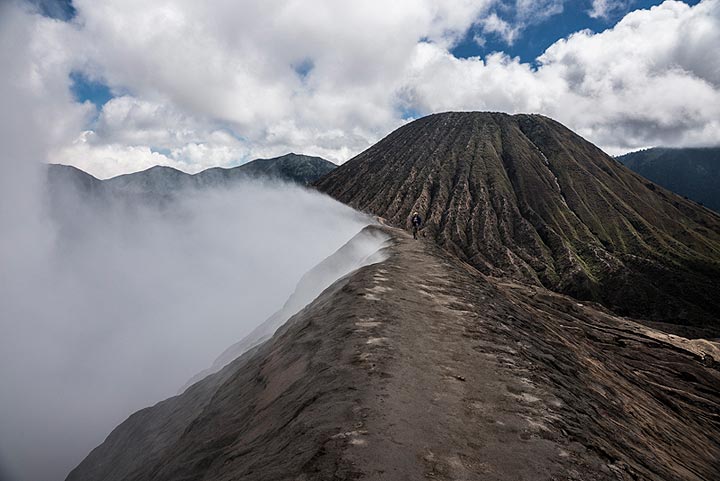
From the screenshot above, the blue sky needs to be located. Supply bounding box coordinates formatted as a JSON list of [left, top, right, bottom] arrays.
[[452, 0, 702, 63], [69, 72, 114, 108], [28, 0, 75, 21]]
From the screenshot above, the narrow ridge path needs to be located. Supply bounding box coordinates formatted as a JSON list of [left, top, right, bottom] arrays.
[[67, 224, 720, 481], [338, 227, 608, 480]]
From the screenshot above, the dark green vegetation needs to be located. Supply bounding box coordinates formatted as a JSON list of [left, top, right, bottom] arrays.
[[316, 112, 720, 330], [617, 147, 720, 213]]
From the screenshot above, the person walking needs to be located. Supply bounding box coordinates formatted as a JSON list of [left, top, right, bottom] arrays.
[[411, 211, 422, 239]]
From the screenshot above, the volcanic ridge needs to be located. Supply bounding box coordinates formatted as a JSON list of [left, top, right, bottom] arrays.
[[316, 112, 720, 332], [67, 112, 720, 481]]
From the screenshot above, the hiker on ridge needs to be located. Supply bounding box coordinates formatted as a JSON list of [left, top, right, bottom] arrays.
[[411, 211, 422, 239]]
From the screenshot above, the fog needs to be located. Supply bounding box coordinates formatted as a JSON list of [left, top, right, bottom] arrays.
[[0, 17, 372, 478], [0, 4, 377, 479], [1, 171, 373, 481]]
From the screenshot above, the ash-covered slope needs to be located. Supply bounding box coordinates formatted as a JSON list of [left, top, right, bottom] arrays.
[[67, 225, 720, 481], [181, 228, 389, 390], [315, 112, 720, 329], [617, 147, 720, 212]]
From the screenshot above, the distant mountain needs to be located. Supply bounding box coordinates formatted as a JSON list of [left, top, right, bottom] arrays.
[[47, 163, 105, 195], [316, 112, 720, 329], [104, 153, 336, 195], [106, 165, 196, 195], [617, 147, 720, 212], [48, 153, 336, 199], [45, 164, 113, 235], [197, 153, 337, 187]]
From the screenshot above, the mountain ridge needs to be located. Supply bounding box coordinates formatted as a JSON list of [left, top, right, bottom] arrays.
[[617, 146, 720, 213], [64, 112, 720, 481], [49, 152, 336, 197], [315, 111, 720, 331]]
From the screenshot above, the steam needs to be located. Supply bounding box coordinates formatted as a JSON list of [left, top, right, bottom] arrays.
[[0, 8, 370, 479], [0, 4, 374, 480], [183, 225, 390, 390], [2, 173, 372, 481]]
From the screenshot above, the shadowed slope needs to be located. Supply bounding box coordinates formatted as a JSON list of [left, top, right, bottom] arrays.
[[315, 112, 720, 329], [66, 226, 720, 481], [618, 147, 720, 213]]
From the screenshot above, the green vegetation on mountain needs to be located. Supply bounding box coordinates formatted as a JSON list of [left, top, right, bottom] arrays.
[[316, 112, 720, 328], [617, 147, 720, 212]]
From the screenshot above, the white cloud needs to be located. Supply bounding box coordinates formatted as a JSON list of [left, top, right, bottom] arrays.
[[480, 13, 523, 44], [516, 0, 565, 23], [6, 0, 720, 177], [477, 0, 565, 45], [401, 0, 720, 153], [27, 0, 494, 175], [589, 0, 629, 19], [539, 0, 720, 150], [49, 96, 253, 177]]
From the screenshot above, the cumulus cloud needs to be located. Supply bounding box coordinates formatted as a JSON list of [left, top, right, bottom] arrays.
[[589, 0, 630, 19], [515, 0, 565, 24], [9, 0, 718, 176], [0, 10, 375, 477], [52, 96, 251, 178], [62, 0, 495, 170], [540, 0, 720, 151], [402, 0, 720, 153], [480, 13, 523, 45], [1, 6, 375, 481], [476, 0, 565, 47]]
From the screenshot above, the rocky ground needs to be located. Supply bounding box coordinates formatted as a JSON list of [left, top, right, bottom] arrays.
[[67, 225, 720, 481]]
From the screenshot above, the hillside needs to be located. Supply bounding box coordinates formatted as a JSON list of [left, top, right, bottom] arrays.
[[105, 153, 335, 194], [315, 112, 720, 330], [65, 113, 720, 481], [197, 153, 337, 186], [617, 147, 720, 212], [48, 153, 336, 199], [46, 163, 105, 195], [105, 165, 196, 194], [66, 225, 720, 481]]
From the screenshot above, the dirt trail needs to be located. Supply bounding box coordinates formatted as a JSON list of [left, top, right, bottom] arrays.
[[67, 225, 720, 481], [316, 225, 720, 480], [339, 228, 589, 480]]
